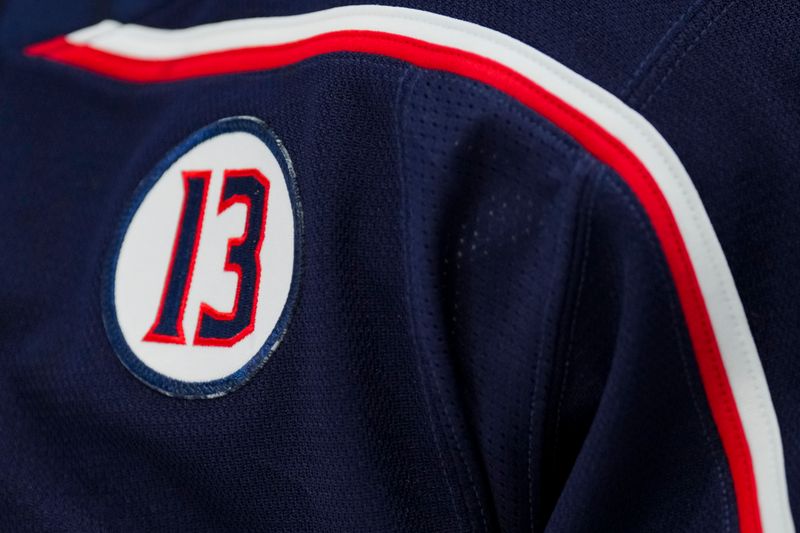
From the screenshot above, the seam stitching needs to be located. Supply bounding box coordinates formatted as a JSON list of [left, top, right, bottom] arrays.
[[639, 0, 738, 111], [398, 69, 489, 533], [602, 170, 734, 532], [526, 155, 594, 532], [620, 0, 709, 101], [551, 164, 600, 477], [394, 66, 470, 533]]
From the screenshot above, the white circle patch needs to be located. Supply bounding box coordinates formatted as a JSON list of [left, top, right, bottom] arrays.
[[103, 117, 301, 398]]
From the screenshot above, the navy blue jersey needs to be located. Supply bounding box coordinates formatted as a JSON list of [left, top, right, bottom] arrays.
[[1, 2, 798, 532]]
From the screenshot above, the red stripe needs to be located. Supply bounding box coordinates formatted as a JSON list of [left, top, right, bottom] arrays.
[[26, 30, 763, 532]]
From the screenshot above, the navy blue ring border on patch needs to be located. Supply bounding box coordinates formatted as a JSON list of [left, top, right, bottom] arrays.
[[101, 116, 303, 399]]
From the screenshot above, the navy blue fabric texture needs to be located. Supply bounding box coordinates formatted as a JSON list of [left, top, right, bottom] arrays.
[[0, 1, 796, 532]]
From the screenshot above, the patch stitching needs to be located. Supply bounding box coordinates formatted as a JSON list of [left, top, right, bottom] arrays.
[[101, 116, 303, 399]]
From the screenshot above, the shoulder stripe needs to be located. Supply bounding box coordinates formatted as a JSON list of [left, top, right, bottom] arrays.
[[26, 6, 793, 532]]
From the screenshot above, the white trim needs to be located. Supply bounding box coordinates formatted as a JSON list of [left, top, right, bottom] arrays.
[[64, 6, 794, 531]]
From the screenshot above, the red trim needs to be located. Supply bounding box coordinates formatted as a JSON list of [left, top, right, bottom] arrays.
[[143, 170, 211, 345], [28, 31, 763, 532], [193, 169, 271, 347]]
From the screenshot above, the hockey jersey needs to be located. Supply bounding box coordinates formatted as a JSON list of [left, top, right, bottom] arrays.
[[1, 1, 798, 532]]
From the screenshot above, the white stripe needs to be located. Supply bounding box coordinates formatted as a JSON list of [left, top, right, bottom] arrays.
[[66, 6, 793, 531]]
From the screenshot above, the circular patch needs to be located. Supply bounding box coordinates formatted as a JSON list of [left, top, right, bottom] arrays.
[[102, 117, 302, 398]]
